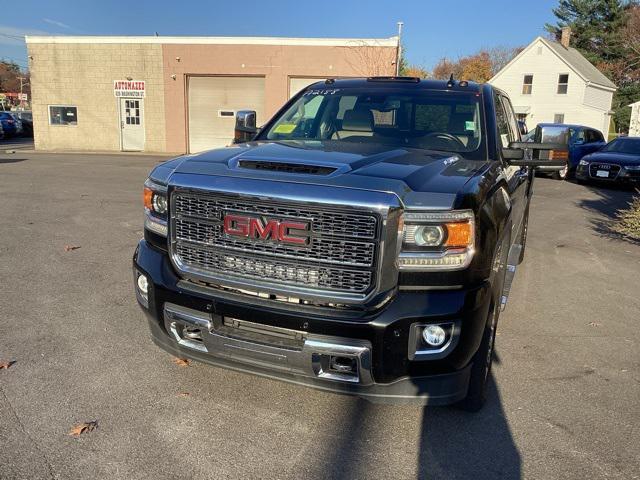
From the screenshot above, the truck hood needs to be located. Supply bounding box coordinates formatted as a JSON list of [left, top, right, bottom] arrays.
[[151, 140, 488, 209]]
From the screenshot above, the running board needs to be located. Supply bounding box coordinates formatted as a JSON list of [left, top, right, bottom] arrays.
[[501, 244, 522, 312]]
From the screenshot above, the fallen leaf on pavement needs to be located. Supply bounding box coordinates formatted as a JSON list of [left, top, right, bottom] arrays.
[[172, 358, 191, 367], [177, 392, 191, 397], [587, 321, 601, 327], [64, 245, 81, 252], [0, 360, 16, 370], [68, 421, 98, 437]]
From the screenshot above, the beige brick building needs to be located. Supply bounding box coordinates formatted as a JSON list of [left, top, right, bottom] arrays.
[[26, 36, 397, 154]]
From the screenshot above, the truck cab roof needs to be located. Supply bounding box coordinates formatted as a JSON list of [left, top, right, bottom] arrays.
[[305, 77, 486, 94]]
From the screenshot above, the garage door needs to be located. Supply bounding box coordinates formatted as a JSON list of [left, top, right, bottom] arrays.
[[289, 77, 327, 98], [188, 76, 265, 153]]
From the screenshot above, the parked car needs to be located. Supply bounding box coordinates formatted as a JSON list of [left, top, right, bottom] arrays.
[[0, 121, 4, 140], [576, 136, 640, 185], [533, 123, 606, 180], [133, 77, 564, 411], [0, 112, 19, 137], [13, 111, 33, 136]]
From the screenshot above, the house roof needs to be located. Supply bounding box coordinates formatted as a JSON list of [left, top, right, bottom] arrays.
[[490, 36, 616, 91], [542, 37, 616, 89]]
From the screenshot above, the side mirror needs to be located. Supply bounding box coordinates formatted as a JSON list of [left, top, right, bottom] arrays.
[[233, 110, 258, 144], [503, 142, 569, 168]]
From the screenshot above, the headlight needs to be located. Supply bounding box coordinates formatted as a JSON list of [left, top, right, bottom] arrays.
[[579, 159, 590, 166], [143, 179, 168, 236], [624, 165, 640, 171], [399, 210, 474, 271]]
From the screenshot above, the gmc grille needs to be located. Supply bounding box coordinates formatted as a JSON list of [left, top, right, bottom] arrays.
[[170, 191, 380, 295]]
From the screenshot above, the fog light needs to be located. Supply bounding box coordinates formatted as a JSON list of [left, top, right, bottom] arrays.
[[137, 274, 148, 295], [422, 325, 446, 347]]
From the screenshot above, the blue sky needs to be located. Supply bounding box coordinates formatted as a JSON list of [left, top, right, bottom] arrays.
[[1, 0, 559, 71]]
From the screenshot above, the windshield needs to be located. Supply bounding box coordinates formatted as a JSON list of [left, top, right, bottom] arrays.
[[536, 126, 570, 145], [601, 138, 640, 154], [260, 88, 485, 159]]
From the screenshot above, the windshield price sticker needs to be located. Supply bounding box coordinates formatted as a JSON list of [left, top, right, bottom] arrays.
[[303, 89, 340, 96]]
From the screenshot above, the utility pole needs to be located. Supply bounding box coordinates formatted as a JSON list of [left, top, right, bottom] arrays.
[[17, 76, 29, 110], [396, 21, 404, 76]]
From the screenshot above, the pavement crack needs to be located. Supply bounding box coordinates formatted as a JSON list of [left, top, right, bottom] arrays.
[[0, 385, 55, 480]]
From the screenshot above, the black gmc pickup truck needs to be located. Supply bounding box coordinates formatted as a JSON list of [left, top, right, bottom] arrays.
[[133, 77, 563, 411]]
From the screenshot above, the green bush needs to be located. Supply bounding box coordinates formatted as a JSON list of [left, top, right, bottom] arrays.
[[613, 193, 640, 241]]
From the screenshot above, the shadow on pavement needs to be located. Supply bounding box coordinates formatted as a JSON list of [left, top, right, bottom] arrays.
[[311, 369, 519, 479], [416, 374, 521, 480], [575, 183, 639, 245], [0, 157, 27, 164]]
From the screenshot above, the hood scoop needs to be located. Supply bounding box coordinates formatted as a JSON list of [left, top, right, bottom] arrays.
[[237, 159, 338, 176]]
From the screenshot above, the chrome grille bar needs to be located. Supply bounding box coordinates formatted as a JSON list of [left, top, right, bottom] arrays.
[[171, 190, 381, 296]]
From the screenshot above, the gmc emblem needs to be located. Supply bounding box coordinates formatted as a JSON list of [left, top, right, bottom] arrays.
[[223, 214, 310, 246]]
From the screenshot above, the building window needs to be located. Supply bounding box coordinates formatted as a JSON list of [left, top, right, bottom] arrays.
[[49, 106, 78, 125], [554, 113, 565, 124], [557, 74, 569, 94], [522, 75, 533, 95]]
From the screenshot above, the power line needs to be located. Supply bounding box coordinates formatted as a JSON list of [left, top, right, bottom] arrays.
[[0, 57, 29, 67], [0, 32, 25, 41]]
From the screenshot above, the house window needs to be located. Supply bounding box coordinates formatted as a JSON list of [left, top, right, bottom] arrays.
[[522, 75, 533, 95], [557, 74, 569, 94], [554, 113, 565, 124], [49, 106, 78, 125]]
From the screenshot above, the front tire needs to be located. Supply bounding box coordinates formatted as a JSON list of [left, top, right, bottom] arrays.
[[456, 302, 499, 412], [552, 162, 569, 180]]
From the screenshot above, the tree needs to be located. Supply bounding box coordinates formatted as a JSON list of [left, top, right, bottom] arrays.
[[432, 58, 462, 80], [621, 5, 640, 73], [459, 51, 493, 83], [342, 41, 396, 77], [0, 61, 23, 92], [545, 0, 640, 132], [432, 51, 495, 82], [0, 61, 30, 109], [402, 65, 429, 78], [545, 0, 630, 64], [486, 46, 523, 75]]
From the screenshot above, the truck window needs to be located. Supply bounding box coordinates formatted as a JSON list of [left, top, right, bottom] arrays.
[[262, 88, 486, 159], [537, 126, 570, 145], [495, 94, 515, 148], [585, 129, 603, 143], [500, 95, 521, 143]]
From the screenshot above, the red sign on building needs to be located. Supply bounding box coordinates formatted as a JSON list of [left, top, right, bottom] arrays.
[[114, 80, 145, 98]]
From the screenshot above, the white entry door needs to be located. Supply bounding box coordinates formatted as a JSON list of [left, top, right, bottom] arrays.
[[120, 98, 145, 151]]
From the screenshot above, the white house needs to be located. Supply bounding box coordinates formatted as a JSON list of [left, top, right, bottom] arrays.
[[489, 29, 616, 134], [629, 101, 640, 137]]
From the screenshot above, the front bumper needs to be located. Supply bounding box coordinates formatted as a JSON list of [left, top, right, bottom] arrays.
[[576, 164, 640, 184], [134, 239, 492, 405]]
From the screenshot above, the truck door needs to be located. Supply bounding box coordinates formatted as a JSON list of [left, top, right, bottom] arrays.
[[495, 93, 528, 239]]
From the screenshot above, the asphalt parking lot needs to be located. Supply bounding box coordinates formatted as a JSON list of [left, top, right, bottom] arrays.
[[1, 152, 639, 480]]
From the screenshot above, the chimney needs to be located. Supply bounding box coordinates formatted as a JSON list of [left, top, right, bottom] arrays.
[[560, 27, 571, 48]]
